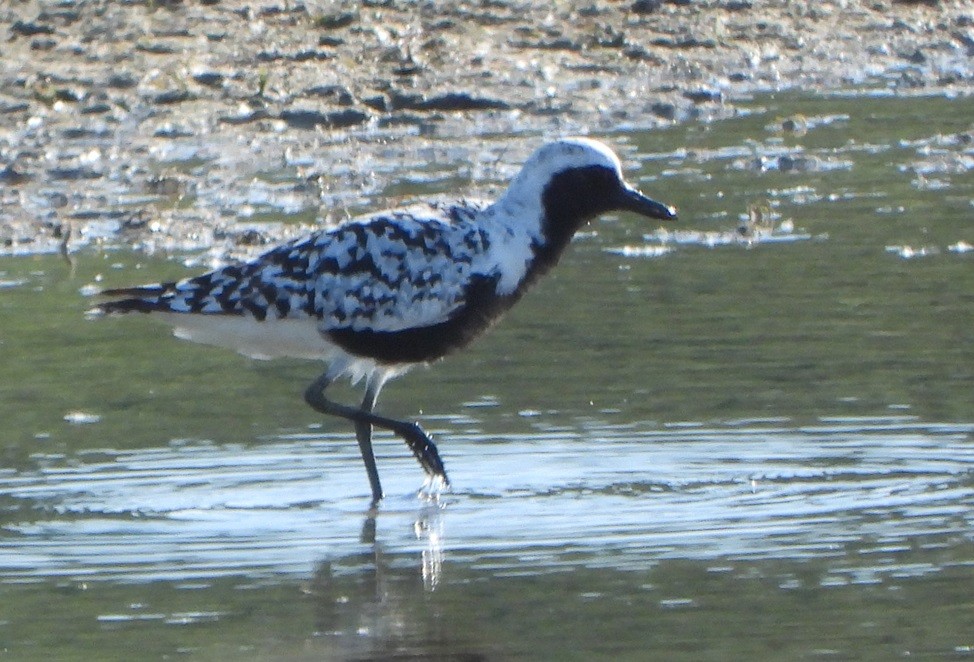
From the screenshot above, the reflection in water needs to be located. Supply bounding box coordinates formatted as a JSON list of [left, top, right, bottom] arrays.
[[1, 418, 971, 585], [7, 380, 973, 639], [305, 505, 473, 660], [415, 505, 445, 592]]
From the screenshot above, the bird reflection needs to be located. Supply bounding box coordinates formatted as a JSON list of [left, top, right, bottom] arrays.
[[304, 499, 477, 660], [356, 499, 443, 592], [414, 514, 443, 592]]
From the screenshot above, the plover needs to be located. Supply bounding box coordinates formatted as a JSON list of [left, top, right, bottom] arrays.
[[93, 138, 677, 503]]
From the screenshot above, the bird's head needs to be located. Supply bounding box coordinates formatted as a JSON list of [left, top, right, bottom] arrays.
[[500, 138, 677, 242]]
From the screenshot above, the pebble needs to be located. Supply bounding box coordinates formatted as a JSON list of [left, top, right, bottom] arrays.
[[651, 102, 677, 120], [314, 11, 356, 30], [154, 90, 194, 105], [192, 72, 225, 88], [388, 91, 511, 112], [11, 20, 55, 36], [631, 0, 662, 14], [279, 108, 369, 130]]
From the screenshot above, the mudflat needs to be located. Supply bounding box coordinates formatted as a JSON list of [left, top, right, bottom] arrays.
[[2, 1, 971, 254]]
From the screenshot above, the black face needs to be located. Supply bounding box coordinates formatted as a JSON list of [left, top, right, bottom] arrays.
[[541, 165, 677, 246]]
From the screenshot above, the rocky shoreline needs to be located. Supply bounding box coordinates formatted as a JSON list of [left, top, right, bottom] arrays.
[[1, 0, 972, 257]]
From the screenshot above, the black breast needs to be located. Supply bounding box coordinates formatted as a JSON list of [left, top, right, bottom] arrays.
[[326, 273, 515, 364]]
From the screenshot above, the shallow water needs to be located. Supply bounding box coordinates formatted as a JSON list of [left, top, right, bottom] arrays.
[[1, 92, 973, 660]]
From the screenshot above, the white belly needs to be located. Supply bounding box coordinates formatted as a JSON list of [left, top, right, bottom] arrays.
[[155, 312, 329, 361], [150, 312, 414, 387]]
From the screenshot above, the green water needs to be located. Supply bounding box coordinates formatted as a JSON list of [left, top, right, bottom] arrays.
[[1, 93, 973, 660]]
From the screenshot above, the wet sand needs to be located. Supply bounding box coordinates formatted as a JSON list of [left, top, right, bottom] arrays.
[[1, 0, 972, 255]]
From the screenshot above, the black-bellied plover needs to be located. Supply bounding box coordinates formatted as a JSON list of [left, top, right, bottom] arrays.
[[94, 138, 678, 503]]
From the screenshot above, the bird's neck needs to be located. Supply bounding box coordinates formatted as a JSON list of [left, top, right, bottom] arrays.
[[525, 207, 594, 287], [482, 193, 593, 299]]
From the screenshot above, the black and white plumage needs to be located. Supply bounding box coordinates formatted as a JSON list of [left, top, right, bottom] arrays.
[[94, 138, 678, 503]]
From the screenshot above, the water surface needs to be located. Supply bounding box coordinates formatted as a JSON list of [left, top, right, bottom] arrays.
[[1, 92, 973, 660]]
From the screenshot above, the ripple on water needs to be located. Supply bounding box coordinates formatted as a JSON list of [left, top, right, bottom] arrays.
[[0, 418, 971, 583]]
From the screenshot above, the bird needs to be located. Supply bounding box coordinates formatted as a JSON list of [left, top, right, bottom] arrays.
[[92, 137, 678, 504]]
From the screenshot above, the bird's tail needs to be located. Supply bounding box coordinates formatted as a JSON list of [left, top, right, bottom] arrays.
[[89, 282, 178, 314]]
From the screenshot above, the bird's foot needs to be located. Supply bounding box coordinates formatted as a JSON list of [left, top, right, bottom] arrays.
[[417, 473, 450, 503], [399, 421, 449, 486]]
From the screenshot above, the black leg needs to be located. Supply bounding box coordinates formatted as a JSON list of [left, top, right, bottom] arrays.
[[355, 377, 383, 504], [304, 372, 449, 502]]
